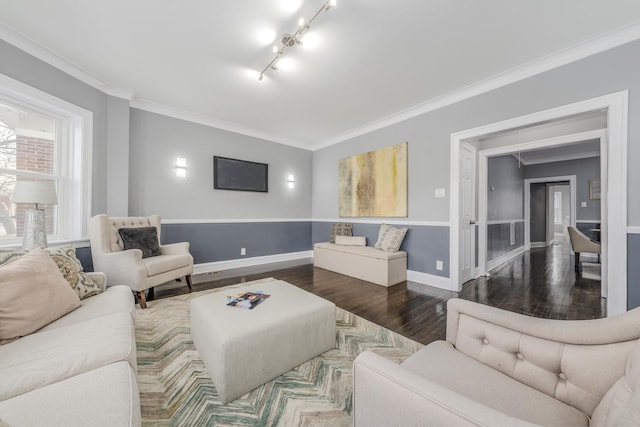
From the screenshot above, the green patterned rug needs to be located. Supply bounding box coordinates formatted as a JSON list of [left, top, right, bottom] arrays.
[[135, 278, 423, 426]]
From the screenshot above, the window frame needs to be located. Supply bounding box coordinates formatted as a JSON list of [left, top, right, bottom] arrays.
[[0, 73, 92, 246]]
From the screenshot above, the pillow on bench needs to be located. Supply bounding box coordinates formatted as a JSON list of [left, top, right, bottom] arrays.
[[334, 236, 366, 246], [374, 223, 408, 252], [329, 223, 353, 243]]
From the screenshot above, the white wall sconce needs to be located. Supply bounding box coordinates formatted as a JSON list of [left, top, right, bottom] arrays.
[[287, 174, 295, 189], [176, 157, 187, 177]]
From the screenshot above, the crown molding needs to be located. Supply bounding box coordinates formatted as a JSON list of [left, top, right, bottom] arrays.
[[1, 21, 134, 100], [312, 21, 640, 151], [129, 98, 308, 149], [514, 150, 600, 165], [3, 18, 640, 151]]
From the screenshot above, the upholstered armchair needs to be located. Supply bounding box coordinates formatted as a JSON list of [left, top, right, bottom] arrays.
[[88, 214, 193, 308], [568, 226, 601, 272], [354, 298, 640, 426]]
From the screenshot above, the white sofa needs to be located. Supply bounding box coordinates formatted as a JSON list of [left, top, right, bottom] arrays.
[[314, 242, 407, 287], [354, 298, 640, 426], [0, 274, 141, 427]]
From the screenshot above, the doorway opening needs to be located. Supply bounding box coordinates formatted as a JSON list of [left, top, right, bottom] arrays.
[[450, 91, 627, 315]]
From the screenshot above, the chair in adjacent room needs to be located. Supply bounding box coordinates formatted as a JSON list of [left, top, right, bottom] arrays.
[[88, 214, 193, 308], [568, 226, 601, 272]]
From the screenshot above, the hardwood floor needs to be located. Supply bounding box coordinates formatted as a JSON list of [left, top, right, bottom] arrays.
[[153, 238, 604, 346]]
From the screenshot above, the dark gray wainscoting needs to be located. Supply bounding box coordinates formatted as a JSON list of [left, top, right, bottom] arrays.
[[487, 222, 524, 262], [78, 222, 312, 271], [162, 222, 312, 264], [311, 221, 450, 277], [628, 233, 640, 310]]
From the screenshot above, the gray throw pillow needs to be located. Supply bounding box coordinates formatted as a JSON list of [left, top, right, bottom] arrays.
[[118, 226, 161, 258]]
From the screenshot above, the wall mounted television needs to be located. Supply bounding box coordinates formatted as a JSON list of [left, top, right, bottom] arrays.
[[213, 156, 268, 192]]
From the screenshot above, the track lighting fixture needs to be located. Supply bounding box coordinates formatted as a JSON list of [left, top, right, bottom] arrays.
[[257, 0, 336, 82]]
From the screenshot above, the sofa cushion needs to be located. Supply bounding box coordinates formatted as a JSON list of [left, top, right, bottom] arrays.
[[118, 226, 161, 258], [0, 248, 80, 344], [591, 339, 640, 426], [38, 285, 134, 332], [329, 222, 352, 243], [0, 247, 101, 300], [143, 253, 192, 276], [401, 340, 589, 426], [0, 361, 141, 427], [374, 223, 408, 252], [0, 311, 136, 400]]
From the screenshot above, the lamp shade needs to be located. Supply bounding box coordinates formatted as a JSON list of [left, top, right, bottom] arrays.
[[11, 181, 58, 205]]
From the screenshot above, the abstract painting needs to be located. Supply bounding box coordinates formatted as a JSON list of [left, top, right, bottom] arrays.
[[338, 142, 407, 217]]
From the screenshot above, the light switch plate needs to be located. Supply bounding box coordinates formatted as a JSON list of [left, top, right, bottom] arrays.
[[581, 201, 587, 207], [435, 188, 445, 198]]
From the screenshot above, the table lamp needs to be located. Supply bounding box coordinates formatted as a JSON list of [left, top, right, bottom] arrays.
[[11, 180, 58, 249]]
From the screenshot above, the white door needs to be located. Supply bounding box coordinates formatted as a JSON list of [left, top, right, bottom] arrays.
[[459, 143, 476, 284]]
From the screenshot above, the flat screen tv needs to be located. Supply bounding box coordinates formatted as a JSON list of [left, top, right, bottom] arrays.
[[213, 156, 268, 192]]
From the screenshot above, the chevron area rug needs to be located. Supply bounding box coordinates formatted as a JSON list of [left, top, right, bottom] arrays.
[[135, 277, 423, 426]]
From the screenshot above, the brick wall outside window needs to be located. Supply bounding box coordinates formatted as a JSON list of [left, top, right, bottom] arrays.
[[12, 133, 56, 236]]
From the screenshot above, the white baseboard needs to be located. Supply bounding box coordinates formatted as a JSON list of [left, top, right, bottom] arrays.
[[193, 250, 313, 275], [488, 246, 525, 272], [193, 251, 456, 292], [407, 270, 454, 291], [530, 242, 547, 248]]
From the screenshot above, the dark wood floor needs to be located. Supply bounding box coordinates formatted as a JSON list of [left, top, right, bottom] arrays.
[[153, 238, 604, 346]]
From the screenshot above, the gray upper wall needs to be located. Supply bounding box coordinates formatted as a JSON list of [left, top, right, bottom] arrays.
[[128, 109, 312, 219], [524, 157, 601, 221], [2, 38, 638, 224], [312, 40, 640, 225], [0, 40, 110, 215], [487, 155, 524, 221]]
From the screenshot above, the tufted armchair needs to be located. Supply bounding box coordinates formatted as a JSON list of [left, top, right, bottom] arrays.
[[88, 214, 193, 308], [354, 298, 640, 426]]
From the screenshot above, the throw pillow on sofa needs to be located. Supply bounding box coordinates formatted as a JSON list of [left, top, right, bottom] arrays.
[[0, 247, 101, 300], [118, 226, 161, 258], [46, 246, 102, 300], [0, 248, 80, 344], [374, 223, 408, 252]]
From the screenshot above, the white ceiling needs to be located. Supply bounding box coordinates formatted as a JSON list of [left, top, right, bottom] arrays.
[[1, 1, 640, 150]]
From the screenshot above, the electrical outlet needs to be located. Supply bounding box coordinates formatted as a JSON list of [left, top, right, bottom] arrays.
[[581, 201, 587, 207], [436, 260, 443, 271], [241, 248, 246, 256]]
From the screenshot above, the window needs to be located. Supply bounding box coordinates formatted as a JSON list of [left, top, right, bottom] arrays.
[[554, 191, 563, 225], [0, 74, 92, 246]]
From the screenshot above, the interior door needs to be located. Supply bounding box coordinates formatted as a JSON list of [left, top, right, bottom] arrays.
[[459, 143, 476, 284]]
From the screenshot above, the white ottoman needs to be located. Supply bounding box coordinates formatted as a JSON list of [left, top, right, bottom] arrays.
[[190, 280, 336, 404]]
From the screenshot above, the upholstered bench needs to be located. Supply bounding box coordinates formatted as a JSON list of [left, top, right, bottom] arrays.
[[190, 280, 336, 404], [313, 242, 407, 287]]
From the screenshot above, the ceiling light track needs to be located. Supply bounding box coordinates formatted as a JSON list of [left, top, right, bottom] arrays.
[[258, 0, 336, 81]]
